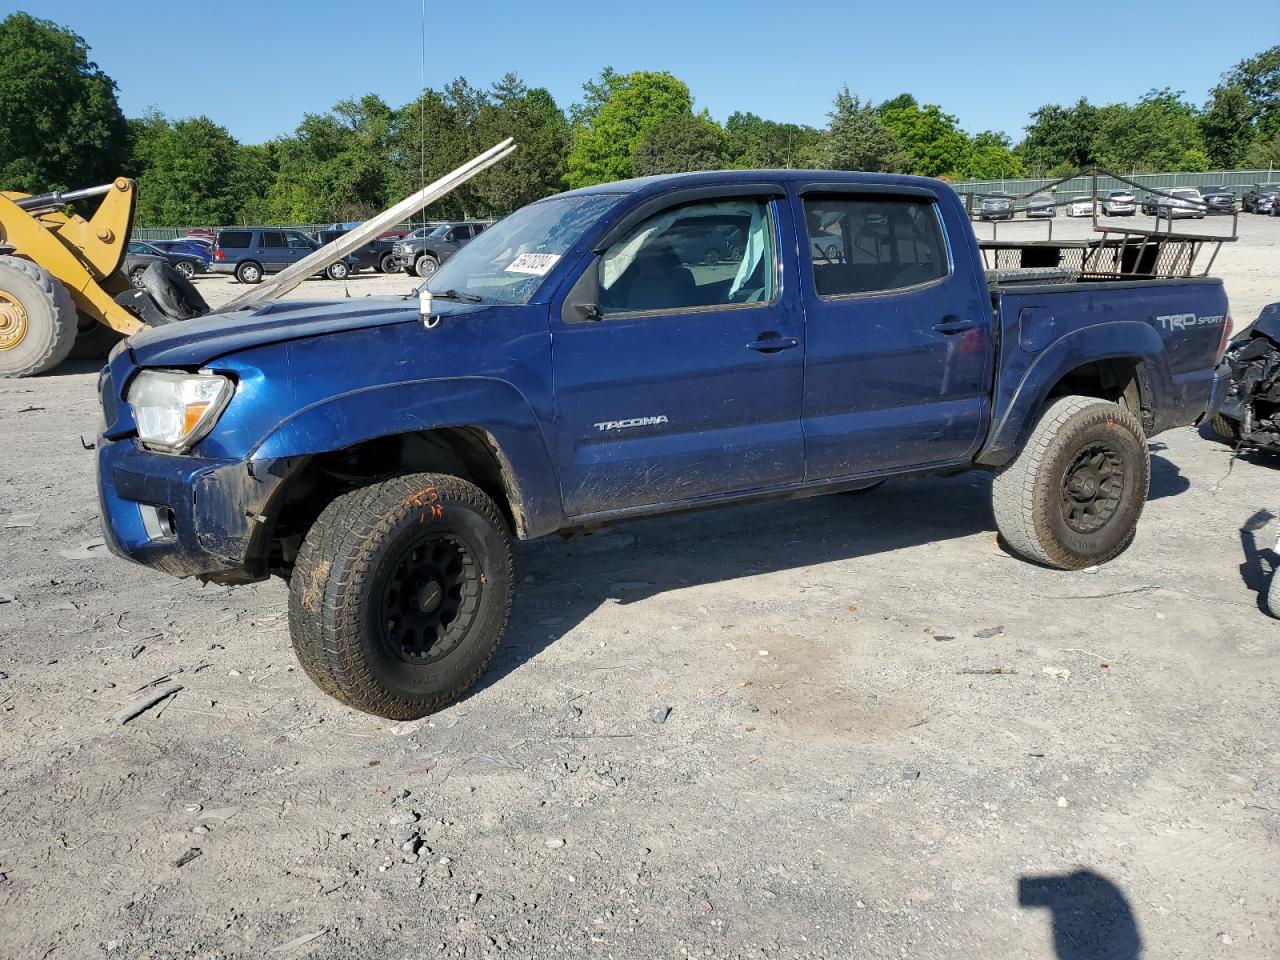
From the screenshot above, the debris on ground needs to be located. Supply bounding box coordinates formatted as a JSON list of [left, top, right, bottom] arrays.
[[650, 705, 672, 724], [110, 681, 183, 724], [59, 538, 108, 560], [2, 514, 37, 529], [973, 626, 1005, 639], [173, 848, 202, 868]]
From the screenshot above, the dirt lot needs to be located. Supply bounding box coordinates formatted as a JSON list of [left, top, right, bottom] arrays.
[[1, 214, 1278, 959]]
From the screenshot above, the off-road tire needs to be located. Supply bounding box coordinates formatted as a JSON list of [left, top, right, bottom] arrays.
[[0, 256, 77, 378], [992, 396, 1150, 570], [415, 255, 438, 279], [1209, 413, 1242, 446], [288, 473, 514, 720]]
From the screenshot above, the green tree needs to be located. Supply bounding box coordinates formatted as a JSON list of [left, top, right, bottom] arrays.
[[1091, 89, 1207, 172], [1224, 46, 1280, 141], [821, 87, 907, 173], [964, 131, 1025, 179], [470, 74, 569, 214], [0, 12, 130, 191], [129, 111, 245, 226], [879, 101, 972, 178], [564, 71, 694, 187], [1201, 84, 1254, 168], [724, 112, 823, 169], [633, 112, 726, 176], [1016, 99, 1100, 174], [390, 84, 479, 220], [1244, 133, 1280, 169]]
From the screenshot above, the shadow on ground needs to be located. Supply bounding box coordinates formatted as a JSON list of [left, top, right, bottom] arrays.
[[1019, 869, 1143, 960], [471, 471, 1001, 699]]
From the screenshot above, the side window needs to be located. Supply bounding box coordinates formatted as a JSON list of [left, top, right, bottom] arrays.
[[597, 197, 775, 317], [284, 231, 315, 249], [218, 231, 251, 249], [803, 195, 948, 298], [259, 231, 285, 249]]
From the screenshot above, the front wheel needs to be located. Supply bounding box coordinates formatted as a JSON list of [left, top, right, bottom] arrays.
[[174, 260, 196, 279], [992, 396, 1149, 570], [326, 261, 350, 281], [379, 253, 398, 274], [1210, 413, 1242, 446], [415, 255, 439, 279], [288, 473, 514, 720]]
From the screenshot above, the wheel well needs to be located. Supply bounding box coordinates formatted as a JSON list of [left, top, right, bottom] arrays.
[[1044, 358, 1152, 432], [267, 427, 525, 576]]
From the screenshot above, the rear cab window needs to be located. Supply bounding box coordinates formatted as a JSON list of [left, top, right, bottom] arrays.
[[802, 195, 949, 298]]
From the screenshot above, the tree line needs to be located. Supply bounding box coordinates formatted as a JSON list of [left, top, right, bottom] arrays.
[[1, 11, 1277, 228]]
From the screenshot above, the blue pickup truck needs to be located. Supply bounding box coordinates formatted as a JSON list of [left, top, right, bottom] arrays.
[[96, 170, 1231, 719]]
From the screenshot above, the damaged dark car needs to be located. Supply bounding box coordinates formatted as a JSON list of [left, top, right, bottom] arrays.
[[1208, 302, 1280, 454]]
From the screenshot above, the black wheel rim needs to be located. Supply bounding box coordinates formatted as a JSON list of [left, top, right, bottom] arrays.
[[379, 532, 482, 665], [1061, 441, 1125, 534]]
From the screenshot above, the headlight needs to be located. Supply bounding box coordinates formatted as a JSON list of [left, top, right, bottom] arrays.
[[127, 370, 233, 453]]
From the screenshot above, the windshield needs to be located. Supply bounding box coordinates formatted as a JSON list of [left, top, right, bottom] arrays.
[[1172, 190, 1199, 199], [1263, 184, 1280, 192], [426, 193, 620, 305], [427, 224, 452, 239]]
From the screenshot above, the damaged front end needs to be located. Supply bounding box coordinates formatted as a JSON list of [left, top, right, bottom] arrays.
[[1208, 303, 1280, 454]]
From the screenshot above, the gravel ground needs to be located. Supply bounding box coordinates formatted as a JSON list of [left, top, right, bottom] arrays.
[[1, 213, 1278, 959]]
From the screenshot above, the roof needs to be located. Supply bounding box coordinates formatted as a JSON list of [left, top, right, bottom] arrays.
[[558, 169, 950, 201]]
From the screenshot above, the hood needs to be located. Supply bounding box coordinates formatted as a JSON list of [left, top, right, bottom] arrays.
[[126, 295, 432, 368]]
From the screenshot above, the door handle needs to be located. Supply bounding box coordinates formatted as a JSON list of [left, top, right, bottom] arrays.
[[933, 316, 976, 334], [747, 333, 799, 353]]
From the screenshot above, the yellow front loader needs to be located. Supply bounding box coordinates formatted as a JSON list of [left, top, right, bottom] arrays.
[[0, 178, 153, 377]]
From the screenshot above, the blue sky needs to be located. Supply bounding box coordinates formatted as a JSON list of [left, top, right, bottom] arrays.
[[8, 0, 1274, 144]]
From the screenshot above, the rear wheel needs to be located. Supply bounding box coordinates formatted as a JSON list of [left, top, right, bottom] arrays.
[[326, 260, 350, 281], [379, 253, 398, 274], [235, 260, 263, 284], [992, 396, 1149, 570], [0, 256, 77, 378], [68, 313, 124, 360], [129, 266, 148, 287], [288, 473, 514, 720]]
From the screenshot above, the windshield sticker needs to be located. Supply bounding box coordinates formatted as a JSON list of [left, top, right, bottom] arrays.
[[505, 252, 560, 275]]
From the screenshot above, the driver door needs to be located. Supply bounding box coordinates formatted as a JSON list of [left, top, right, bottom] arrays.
[[551, 191, 806, 518]]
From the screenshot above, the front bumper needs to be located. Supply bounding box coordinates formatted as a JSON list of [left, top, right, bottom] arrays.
[[97, 436, 294, 584]]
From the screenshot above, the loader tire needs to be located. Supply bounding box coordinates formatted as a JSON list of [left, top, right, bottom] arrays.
[[288, 473, 514, 720], [0, 256, 78, 378], [992, 396, 1149, 570], [68, 313, 124, 360]]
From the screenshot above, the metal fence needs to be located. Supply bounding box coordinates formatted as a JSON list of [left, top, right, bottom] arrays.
[[132, 220, 454, 242], [951, 168, 1280, 202]]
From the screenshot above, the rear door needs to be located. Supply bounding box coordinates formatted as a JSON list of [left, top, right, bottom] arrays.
[[552, 189, 805, 517], [257, 231, 287, 272], [794, 186, 993, 478]]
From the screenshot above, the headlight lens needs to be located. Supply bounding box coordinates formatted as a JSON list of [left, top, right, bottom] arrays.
[[127, 370, 233, 453]]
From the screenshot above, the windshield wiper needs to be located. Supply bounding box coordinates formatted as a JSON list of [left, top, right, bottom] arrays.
[[431, 288, 484, 304]]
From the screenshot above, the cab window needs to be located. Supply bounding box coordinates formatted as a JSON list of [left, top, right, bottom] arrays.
[[803, 195, 948, 297], [597, 198, 775, 317]]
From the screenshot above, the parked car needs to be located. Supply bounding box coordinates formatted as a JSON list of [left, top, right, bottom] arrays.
[[1065, 197, 1098, 217], [211, 228, 360, 284], [144, 239, 212, 277], [185, 227, 215, 242], [1025, 193, 1057, 218], [1199, 186, 1237, 214], [1101, 191, 1137, 216], [97, 169, 1230, 720], [395, 221, 489, 279], [1242, 183, 1280, 214], [121, 245, 168, 287], [312, 229, 400, 274], [1155, 188, 1205, 220], [972, 192, 1014, 221]]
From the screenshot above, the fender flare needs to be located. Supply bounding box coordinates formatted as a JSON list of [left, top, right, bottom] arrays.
[[248, 376, 564, 537], [975, 321, 1171, 467]]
